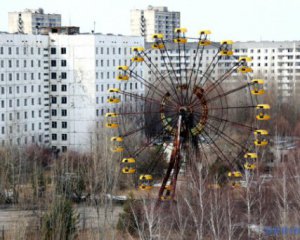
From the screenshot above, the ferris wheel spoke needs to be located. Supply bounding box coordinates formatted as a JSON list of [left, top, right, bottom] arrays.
[[208, 105, 257, 110], [159, 40, 186, 104], [204, 121, 249, 152], [205, 82, 253, 104], [201, 128, 235, 168], [120, 112, 178, 138], [206, 114, 257, 131], [147, 142, 173, 173], [133, 118, 179, 157], [188, 65, 239, 107], [129, 70, 166, 97], [188, 41, 204, 104], [197, 139, 210, 163], [200, 56, 222, 88], [204, 65, 239, 96], [118, 90, 165, 105], [198, 48, 222, 87], [182, 41, 190, 104], [141, 51, 182, 103], [176, 41, 186, 105], [117, 111, 161, 116]]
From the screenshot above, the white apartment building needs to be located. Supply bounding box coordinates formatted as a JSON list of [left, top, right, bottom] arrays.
[[1, 30, 299, 152], [0, 32, 144, 152], [233, 41, 300, 100], [144, 41, 300, 100], [8, 8, 61, 34], [0, 34, 50, 147], [131, 6, 180, 42], [48, 33, 144, 152]]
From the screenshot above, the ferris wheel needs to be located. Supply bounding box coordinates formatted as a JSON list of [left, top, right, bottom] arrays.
[[105, 28, 270, 201]]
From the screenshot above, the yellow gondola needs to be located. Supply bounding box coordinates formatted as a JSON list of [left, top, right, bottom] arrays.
[[105, 123, 119, 128], [139, 174, 153, 191], [244, 153, 258, 159], [174, 28, 187, 33], [117, 66, 129, 71], [122, 158, 136, 163], [122, 167, 136, 174], [116, 75, 129, 81], [107, 88, 120, 93], [220, 50, 233, 56], [228, 171, 242, 178], [111, 136, 123, 142], [254, 130, 268, 146], [117, 66, 129, 80], [256, 104, 271, 120], [140, 175, 153, 181], [199, 30, 211, 35], [131, 56, 144, 62], [105, 112, 118, 118], [221, 40, 234, 45], [257, 104, 270, 109], [174, 28, 187, 44], [107, 97, 120, 104], [152, 33, 164, 39], [111, 146, 124, 153], [152, 43, 165, 49], [174, 38, 187, 44], [238, 67, 253, 73], [256, 113, 271, 120], [251, 79, 265, 95], [132, 46, 144, 52], [239, 56, 252, 62], [244, 162, 256, 170], [199, 40, 212, 46]]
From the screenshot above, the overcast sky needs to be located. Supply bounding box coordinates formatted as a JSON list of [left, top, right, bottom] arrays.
[[1, 0, 299, 41]]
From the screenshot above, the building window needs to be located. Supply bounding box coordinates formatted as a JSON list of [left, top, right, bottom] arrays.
[[61, 85, 67, 91], [51, 60, 57, 67], [52, 122, 57, 128], [62, 134, 67, 141], [61, 72, 67, 79], [61, 97, 67, 104], [61, 109, 67, 116], [51, 109, 57, 116], [51, 85, 57, 91], [51, 72, 57, 79], [52, 134, 57, 140], [62, 146, 67, 152], [51, 48, 56, 54], [61, 60, 67, 66], [62, 122, 67, 128], [51, 97, 57, 104], [61, 48, 67, 54]]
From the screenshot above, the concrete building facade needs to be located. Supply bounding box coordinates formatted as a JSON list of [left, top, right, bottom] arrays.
[[0, 34, 50, 147], [48, 33, 144, 152], [0, 32, 144, 152], [8, 8, 61, 34], [0, 29, 298, 152], [144, 41, 300, 100], [131, 6, 180, 42]]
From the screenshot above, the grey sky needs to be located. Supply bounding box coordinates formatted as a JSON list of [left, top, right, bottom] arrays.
[[1, 0, 298, 41]]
